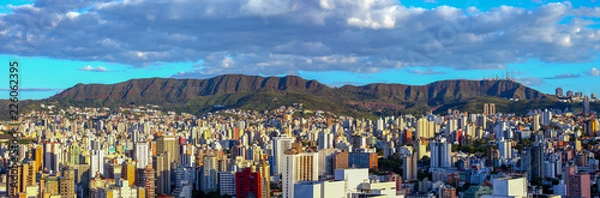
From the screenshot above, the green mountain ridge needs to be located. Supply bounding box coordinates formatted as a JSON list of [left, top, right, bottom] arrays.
[[1, 74, 576, 119]]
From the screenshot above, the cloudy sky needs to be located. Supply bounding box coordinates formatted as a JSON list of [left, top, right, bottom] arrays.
[[1, 0, 599, 99]]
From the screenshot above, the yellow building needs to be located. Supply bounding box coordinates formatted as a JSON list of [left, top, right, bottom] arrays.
[[156, 136, 179, 164], [122, 161, 136, 187], [21, 161, 36, 193], [44, 176, 60, 196], [35, 145, 44, 172], [59, 167, 75, 198]]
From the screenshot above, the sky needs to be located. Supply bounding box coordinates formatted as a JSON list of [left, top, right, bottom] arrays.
[[0, 0, 599, 99]]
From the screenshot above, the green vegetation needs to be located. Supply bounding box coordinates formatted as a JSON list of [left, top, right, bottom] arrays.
[[378, 155, 403, 174], [3, 76, 598, 121]]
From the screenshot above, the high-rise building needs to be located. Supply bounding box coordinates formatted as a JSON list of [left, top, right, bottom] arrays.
[[331, 150, 348, 174], [68, 143, 82, 166], [259, 154, 271, 198], [122, 161, 136, 187], [532, 114, 540, 131], [272, 135, 294, 175], [416, 117, 435, 139], [318, 132, 334, 150], [281, 149, 319, 198], [21, 161, 36, 193], [135, 142, 150, 169], [59, 167, 76, 198], [44, 175, 60, 196], [154, 153, 171, 195], [498, 139, 512, 163], [90, 150, 105, 178], [528, 143, 545, 180], [415, 138, 427, 160], [137, 164, 156, 198], [44, 142, 61, 173], [555, 87, 563, 97], [483, 103, 496, 116], [106, 162, 122, 182], [541, 109, 552, 126], [201, 153, 218, 193], [483, 103, 489, 115], [583, 96, 590, 114], [7, 163, 28, 197], [156, 136, 179, 165], [348, 151, 378, 170], [236, 168, 262, 198], [430, 138, 451, 169], [566, 166, 591, 198], [34, 145, 44, 172], [403, 152, 417, 181], [219, 172, 236, 197], [73, 164, 91, 198]]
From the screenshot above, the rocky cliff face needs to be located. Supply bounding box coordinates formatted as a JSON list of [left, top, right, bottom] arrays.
[[50, 74, 549, 114]]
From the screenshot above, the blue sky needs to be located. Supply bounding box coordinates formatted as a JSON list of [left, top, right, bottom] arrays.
[[0, 0, 599, 99]]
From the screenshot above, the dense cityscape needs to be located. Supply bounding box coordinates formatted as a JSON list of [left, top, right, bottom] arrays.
[[1, 0, 600, 198], [0, 89, 597, 198]]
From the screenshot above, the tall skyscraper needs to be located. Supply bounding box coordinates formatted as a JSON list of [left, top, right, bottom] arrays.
[[21, 161, 36, 193], [281, 149, 319, 198], [532, 114, 540, 131], [529, 143, 545, 180], [44, 142, 61, 173], [416, 117, 435, 139], [154, 153, 171, 195], [122, 161, 136, 187], [403, 152, 417, 181], [259, 154, 271, 198], [272, 135, 294, 175], [59, 167, 75, 198], [135, 142, 150, 169], [498, 139, 512, 164], [68, 143, 82, 166], [90, 150, 105, 178], [74, 164, 91, 198], [541, 109, 553, 126], [156, 136, 179, 165], [34, 145, 44, 173], [202, 153, 219, 193], [137, 164, 156, 198], [430, 138, 452, 169]]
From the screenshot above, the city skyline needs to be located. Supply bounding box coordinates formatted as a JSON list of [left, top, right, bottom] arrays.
[[2, 1, 600, 198], [0, 0, 599, 99]]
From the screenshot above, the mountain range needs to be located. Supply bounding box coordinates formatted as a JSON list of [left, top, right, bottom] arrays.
[[28, 74, 558, 118]]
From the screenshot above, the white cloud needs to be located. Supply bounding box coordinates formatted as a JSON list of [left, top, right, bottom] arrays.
[[79, 65, 108, 72], [0, 0, 598, 79], [589, 67, 600, 76]]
